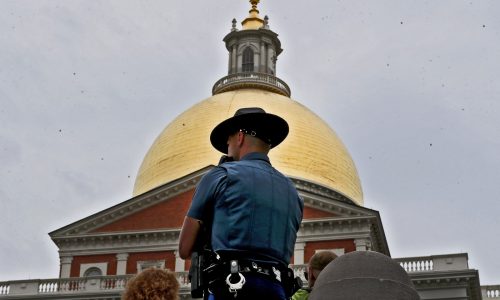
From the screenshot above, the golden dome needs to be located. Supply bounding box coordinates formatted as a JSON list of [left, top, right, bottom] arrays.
[[133, 89, 363, 205]]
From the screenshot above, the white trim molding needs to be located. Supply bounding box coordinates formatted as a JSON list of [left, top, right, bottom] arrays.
[[80, 262, 108, 277]]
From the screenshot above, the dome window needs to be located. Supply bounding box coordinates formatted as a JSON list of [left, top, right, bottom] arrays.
[[242, 47, 254, 72]]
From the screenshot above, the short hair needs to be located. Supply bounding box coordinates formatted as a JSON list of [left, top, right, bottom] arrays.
[[122, 268, 179, 300], [309, 251, 338, 272], [245, 134, 271, 152]]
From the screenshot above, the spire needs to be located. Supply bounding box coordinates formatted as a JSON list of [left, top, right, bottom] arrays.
[[241, 0, 265, 30]]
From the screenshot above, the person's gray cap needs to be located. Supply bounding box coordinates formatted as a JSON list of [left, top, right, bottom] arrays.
[[309, 251, 420, 300]]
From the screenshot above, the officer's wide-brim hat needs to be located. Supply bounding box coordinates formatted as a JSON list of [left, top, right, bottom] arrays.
[[210, 107, 289, 154]]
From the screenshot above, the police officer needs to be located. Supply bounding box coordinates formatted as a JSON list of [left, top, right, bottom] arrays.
[[179, 107, 303, 300]]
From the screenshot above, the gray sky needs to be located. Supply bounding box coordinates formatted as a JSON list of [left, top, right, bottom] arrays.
[[1, 0, 499, 285]]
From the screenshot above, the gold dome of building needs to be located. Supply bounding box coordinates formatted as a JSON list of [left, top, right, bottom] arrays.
[[133, 88, 363, 205]]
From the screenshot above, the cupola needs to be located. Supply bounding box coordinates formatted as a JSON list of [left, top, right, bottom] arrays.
[[212, 0, 290, 97]]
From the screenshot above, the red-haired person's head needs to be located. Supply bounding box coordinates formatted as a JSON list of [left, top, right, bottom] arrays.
[[122, 268, 179, 300]]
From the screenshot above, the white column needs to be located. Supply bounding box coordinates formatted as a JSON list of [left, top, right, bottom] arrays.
[[354, 238, 372, 251], [116, 253, 129, 275], [60, 256, 73, 278], [175, 251, 185, 272], [294, 242, 306, 265]]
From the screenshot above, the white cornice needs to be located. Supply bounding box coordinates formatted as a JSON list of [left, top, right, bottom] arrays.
[[301, 193, 373, 217], [297, 216, 374, 241], [409, 269, 482, 300], [290, 177, 355, 205], [55, 229, 181, 256]]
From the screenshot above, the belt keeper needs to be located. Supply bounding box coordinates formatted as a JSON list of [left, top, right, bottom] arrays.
[[230, 260, 239, 274]]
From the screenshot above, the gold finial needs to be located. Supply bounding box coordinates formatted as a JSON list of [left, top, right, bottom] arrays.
[[242, 0, 264, 30], [250, 0, 260, 13]]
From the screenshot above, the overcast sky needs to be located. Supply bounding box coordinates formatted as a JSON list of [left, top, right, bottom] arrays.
[[1, 0, 499, 285]]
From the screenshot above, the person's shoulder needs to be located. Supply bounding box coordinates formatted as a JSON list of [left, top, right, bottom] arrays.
[[292, 288, 310, 300], [199, 166, 228, 184]]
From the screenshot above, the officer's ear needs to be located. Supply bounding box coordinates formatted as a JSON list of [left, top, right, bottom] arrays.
[[237, 130, 245, 146]]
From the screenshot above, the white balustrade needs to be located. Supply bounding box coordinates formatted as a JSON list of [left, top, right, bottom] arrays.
[[0, 284, 9, 295], [483, 285, 500, 298], [176, 271, 191, 288], [212, 72, 291, 97], [398, 259, 434, 272], [0, 269, 497, 299]]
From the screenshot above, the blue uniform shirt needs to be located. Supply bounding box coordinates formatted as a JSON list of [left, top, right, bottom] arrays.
[[187, 152, 303, 265]]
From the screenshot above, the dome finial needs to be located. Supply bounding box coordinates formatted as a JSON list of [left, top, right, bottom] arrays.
[[250, 0, 260, 13], [242, 0, 264, 30]]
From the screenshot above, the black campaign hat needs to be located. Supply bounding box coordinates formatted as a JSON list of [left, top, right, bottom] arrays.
[[210, 107, 289, 154]]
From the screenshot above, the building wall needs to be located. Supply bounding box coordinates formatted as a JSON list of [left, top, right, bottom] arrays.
[[127, 251, 176, 273], [92, 190, 194, 232]]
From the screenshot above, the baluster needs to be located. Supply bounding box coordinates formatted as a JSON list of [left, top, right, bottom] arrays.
[[60, 281, 66, 292], [117, 278, 123, 289]]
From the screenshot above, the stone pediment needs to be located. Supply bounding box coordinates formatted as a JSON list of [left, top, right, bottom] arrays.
[[49, 166, 213, 240]]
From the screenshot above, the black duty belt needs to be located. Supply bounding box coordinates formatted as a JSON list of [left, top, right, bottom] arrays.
[[204, 253, 298, 298], [232, 259, 283, 282]]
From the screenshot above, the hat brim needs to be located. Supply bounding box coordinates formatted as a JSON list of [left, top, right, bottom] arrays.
[[210, 112, 289, 154]]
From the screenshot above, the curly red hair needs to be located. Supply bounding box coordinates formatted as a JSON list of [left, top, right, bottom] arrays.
[[122, 268, 179, 300]]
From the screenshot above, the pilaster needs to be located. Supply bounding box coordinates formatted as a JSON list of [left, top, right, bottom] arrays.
[[175, 251, 185, 272], [260, 42, 266, 72], [354, 238, 372, 251], [294, 242, 306, 265], [60, 256, 73, 278], [116, 253, 129, 275]]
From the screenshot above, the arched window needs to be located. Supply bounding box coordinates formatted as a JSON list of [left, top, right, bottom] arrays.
[[242, 47, 254, 72], [83, 267, 103, 277]]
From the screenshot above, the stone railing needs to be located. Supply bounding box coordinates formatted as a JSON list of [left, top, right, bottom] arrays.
[[212, 72, 291, 97], [0, 267, 309, 299], [1, 265, 493, 299], [291, 264, 308, 284], [0, 275, 131, 297], [395, 257, 434, 272], [483, 285, 500, 298], [0, 272, 191, 299], [394, 253, 470, 273], [0, 283, 8, 296]]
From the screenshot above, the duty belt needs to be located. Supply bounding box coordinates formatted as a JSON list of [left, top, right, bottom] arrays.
[[230, 259, 283, 282], [205, 257, 285, 297]]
